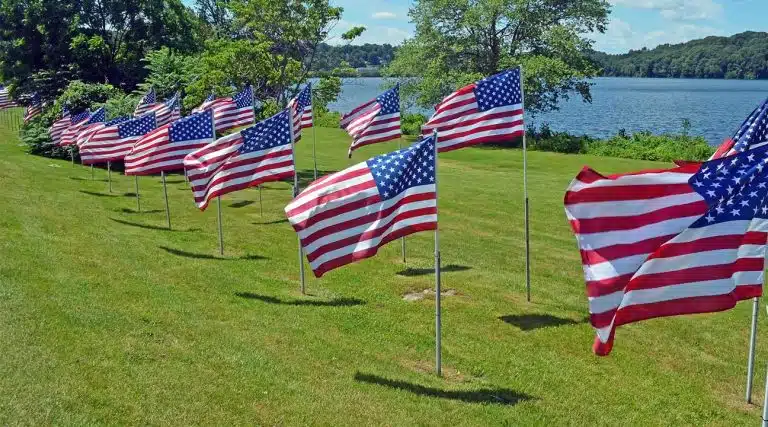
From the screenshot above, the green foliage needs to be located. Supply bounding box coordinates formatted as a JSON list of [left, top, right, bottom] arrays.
[[590, 31, 768, 79], [386, 0, 609, 113], [313, 43, 396, 71], [103, 94, 140, 119], [136, 48, 201, 109], [55, 81, 122, 114], [401, 113, 426, 136], [314, 110, 341, 128]]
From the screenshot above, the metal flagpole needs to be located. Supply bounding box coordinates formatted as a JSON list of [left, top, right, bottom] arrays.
[[763, 303, 768, 427], [134, 176, 141, 212], [217, 196, 224, 256], [311, 85, 318, 181], [399, 138, 406, 264], [747, 297, 760, 403], [90, 165, 94, 180], [161, 171, 171, 229], [107, 161, 112, 193], [288, 107, 305, 294], [432, 130, 442, 376], [259, 185, 263, 216], [520, 66, 531, 302], [71, 147, 75, 167]]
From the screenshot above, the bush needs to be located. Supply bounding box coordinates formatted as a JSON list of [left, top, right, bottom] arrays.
[[587, 131, 714, 162], [401, 113, 427, 136], [315, 111, 341, 128]]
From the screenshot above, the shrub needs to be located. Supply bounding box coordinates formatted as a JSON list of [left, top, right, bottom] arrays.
[[401, 113, 427, 136]]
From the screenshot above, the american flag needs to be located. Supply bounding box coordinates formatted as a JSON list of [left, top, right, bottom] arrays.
[[285, 136, 438, 277], [125, 110, 215, 176], [184, 109, 295, 210], [192, 93, 218, 114], [341, 85, 401, 157], [49, 106, 71, 145], [80, 113, 157, 165], [711, 98, 768, 160], [422, 68, 525, 153], [289, 83, 313, 139], [23, 93, 42, 123], [200, 86, 255, 132], [145, 92, 182, 126], [60, 107, 106, 147], [134, 88, 158, 116], [76, 116, 130, 148], [0, 85, 18, 109], [57, 111, 92, 146]]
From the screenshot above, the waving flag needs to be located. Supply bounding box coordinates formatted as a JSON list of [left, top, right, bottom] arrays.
[[711, 98, 768, 160], [184, 109, 294, 210], [80, 113, 157, 165], [126, 110, 215, 176], [61, 108, 106, 147], [289, 83, 313, 139], [23, 93, 42, 123], [285, 136, 438, 277], [193, 86, 255, 132], [146, 92, 181, 126], [341, 85, 401, 157], [57, 111, 92, 146], [0, 85, 17, 109], [422, 68, 525, 153], [192, 93, 217, 114], [77, 116, 130, 148], [134, 88, 158, 117], [49, 106, 71, 145]]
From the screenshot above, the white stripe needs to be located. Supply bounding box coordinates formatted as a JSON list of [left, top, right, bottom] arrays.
[[574, 215, 701, 250], [567, 171, 694, 193], [566, 192, 702, 220]]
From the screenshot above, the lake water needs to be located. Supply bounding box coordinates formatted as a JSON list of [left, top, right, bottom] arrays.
[[326, 77, 768, 145]]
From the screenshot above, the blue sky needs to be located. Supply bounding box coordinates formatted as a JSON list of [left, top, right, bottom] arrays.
[[327, 0, 768, 53]]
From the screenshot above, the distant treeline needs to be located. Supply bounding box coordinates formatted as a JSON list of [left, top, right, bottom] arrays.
[[589, 31, 768, 79], [313, 43, 397, 74]]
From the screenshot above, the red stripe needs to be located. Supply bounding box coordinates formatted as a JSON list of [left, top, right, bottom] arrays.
[[426, 108, 523, 132], [189, 148, 291, 183], [341, 99, 377, 126], [581, 234, 679, 267], [570, 200, 707, 234], [427, 98, 479, 126], [432, 84, 475, 113], [565, 183, 695, 204], [628, 257, 765, 290], [195, 171, 295, 211], [192, 158, 294, 197], [645, 232, 768, 260], [288, 178, 376, 221]]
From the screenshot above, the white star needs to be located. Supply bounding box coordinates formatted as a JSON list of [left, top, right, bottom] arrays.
[[731, 209, 741, 216], [705, 214, 716, 223]]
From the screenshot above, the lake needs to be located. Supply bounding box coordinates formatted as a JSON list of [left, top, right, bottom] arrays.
[[326, 77, 768, 145]]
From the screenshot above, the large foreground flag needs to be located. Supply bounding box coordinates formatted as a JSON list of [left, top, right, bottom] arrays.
[[49, 106, 71, 145], [134, 88, 158, 116], [23, 93, 42, 123], [80, 113, 157, 165], [0, 85, 17, 109], [422, 68, 525, 153], [285, 136, 438, 277], [76, 116, 130, 148], [60, 107, 105, 147], [289, 83, 313, 139], [193, 86, 255, 132], [125, 110, 215, 175], [341, 85, 401, 157], [184, 109, 295, 210], [710, 98, 768, 160], [57, 111, 92, 146]]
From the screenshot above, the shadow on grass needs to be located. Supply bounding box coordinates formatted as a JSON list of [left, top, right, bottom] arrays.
[[498, 314, 586, 332], [235, 292, 365, 307], [253, 219, 288, 225], [396, 265, 472, 277], [354, 373, 532, 405], [165, 179, 185, 184], [123, 192, 137, 197], [159, 246, 268, 260], [80, 190, 116, 197], [69, 176, 107, 182], [117, 208, 164, 214], [109, 218, 200, 232], [230, 200, 255, 208]]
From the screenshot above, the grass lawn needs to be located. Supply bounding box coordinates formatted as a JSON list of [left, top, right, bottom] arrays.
[[0, 113, 765, 425]]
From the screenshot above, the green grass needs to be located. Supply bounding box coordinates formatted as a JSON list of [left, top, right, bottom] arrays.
[[0, 116, 764, 425]]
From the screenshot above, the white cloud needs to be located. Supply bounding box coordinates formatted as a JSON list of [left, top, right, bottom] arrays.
[[611, 0, 723, 21], [372, 12, 397, 20], [591, 18, 725, 53]]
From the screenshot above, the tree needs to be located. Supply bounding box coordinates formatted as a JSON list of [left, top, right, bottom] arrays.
[[386, 0, 610, 113]]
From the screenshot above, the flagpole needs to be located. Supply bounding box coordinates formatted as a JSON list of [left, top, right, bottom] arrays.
[[746, 296, 760, 403], [107, 161, 112, 193], [399, 137, 406, 264], [91, 165, 94, 180], [763, 304, 768, 427], [432, 130, 441, 376], [521, 66, 531, 302], [311, 85, 318, 181], [259, 185, 263, 216], [161, 171, 171, 229], [134, 176, 141, 213], [217, 195, 224, 256], [288, 108, 305, 294], [70, 146, 75, 167]]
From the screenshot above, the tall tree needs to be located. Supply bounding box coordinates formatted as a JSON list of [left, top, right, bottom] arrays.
[[387, 0, 610, 113]]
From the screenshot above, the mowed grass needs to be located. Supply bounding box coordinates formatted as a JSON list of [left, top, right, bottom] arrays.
[[0, 115, 765, 425]]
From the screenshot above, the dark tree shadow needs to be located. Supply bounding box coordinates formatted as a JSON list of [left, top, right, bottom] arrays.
[[354, 373, 533, 405], [117, 208, 164, 214], [235, 292, 365, 307], [498, 314, 586, 332], [159, 246, 268, 260], [69, 177, 107, 182], [80, 190, 116, 197], [109, 218, 200, 232], [230, 200, 255, 208], [396, 265, 472, 277], [296, 169, 339, 187], [123, 192, 137, 197], [253, 219, 288, 225]]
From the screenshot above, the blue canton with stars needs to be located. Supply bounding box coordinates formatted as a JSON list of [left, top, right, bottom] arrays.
[[475, 68, 523, 112], [367, 135, 436, 201], [376, 85, 400, 115], [689, 145, 768, 227], [28, 93, 41, 106], [294, 84, 312, 110], [233, 86, 253, 109], [104, 116, 129, 127], [70, 111, 90, 124], [732, 100, 768, 153], [141, 88, 156, 104], [238, 109, 292, 154], [118, 113, 157, 138], [165, 92, 181, 110], [169, 110, 214, 142], [204, 93, 215, 103], [86, 107, 106, 124]]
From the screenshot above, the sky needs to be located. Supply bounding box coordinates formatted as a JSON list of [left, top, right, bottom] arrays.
[[328, 0, 768, 53]]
